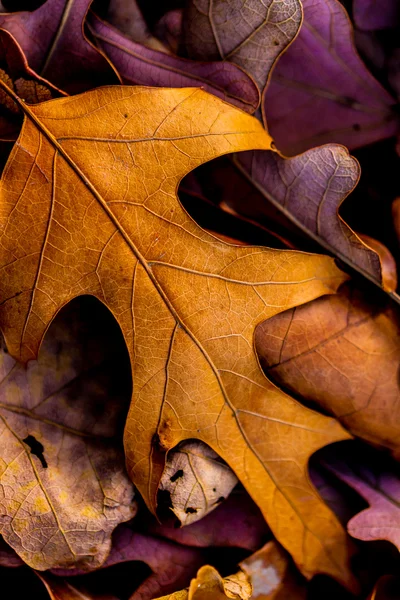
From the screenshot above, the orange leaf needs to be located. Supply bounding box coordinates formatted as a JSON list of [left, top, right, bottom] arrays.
[[0, 84, 352, 584]]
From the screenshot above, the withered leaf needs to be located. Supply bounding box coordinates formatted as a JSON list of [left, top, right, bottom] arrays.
[[239, 541, 306, 599], [0, 298, 136, 570], [235, 146, 387, 293], [53, 525, 206, 600], [159, 440, 238, 526], [322, 444, 400, 553], [0, 0, 119, 93], [104, 0, 167, 51], [256, 283, 400, 456], [89, 13, 260, 114], [0, 84, 352, 583], [155, 565, 252, 600], [151, 488, 269, 551], [264, 0, 399, 155], [182, 0, 302, 91]]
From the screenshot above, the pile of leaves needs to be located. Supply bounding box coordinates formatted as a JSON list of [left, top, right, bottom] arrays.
[[0, 0, 400, 598]]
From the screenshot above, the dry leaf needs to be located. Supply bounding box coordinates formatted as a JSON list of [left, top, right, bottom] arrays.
[[322, 443, 400, 552], [159, 440, 238, 526], [151, 488, 269, 551], [53, 524, 206, 600], [235, 146, 386, 293], [239, 541, 306, 599], [182, 0, 302, 90], [0, 298, 136, 570], [105, 0, 167, 51], [154, 565, 252, 600], [0, 0, 119, 93], [264, 0, 399, 154], [0, 84, 352, 583], [89, 13, 260, 114], [256, 283, 400, 456]]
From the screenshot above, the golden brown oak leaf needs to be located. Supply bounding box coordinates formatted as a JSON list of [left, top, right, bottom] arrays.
[[0, 85, 351, 583], [155, 565, 252, 600]]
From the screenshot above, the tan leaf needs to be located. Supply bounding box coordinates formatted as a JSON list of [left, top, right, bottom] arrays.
[[240, 541, 306, 599], [0, 298, 136, 570], [0, 84, 352, 583], [159, 440, 238, 525]]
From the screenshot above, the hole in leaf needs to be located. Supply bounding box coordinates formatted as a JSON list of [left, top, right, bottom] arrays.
[[23, 435, 48, 468], [170, 469, 184, 482], [215, 496, 225, 504], [185, 507, 197, 514]]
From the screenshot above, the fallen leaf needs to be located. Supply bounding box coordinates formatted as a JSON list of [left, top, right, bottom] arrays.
[[154, 565, 252, 600], [104, 0, 167, 51], [159, 440, 238, 526], [255, 283, 400, 455], [235, 145, 387, 292], [151, 488, 270, 551], [0, 26, 64, 172], [321, 443, 400, 553], [182, 0, 302, 90], [154, 10, 183, 54], [264, 0, 399, 154], [353, 0, 400, 31], [0, 84, 352, 583], [53, 525, 206, 600], [0, 297, 136, 570], [89, 13, 260, 113], [239, 541, 306, 599], [0, 0, 120, 93]]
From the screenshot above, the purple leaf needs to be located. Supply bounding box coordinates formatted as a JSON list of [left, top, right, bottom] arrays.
[[88, 13, 260, 113], [264, 0, 399, 155], [353, 0, 400, 31], [53, 526, 206, 600], [150, 489, 270, 551], [0, 0, 120, 93], [235, 145, 384, 288], [182, 0, 302, 91], [323, 446, 400, 552]]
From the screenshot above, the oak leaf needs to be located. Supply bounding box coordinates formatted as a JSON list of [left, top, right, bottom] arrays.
[[104, 0, 166, 51], [239, 541, 306, 599], [235, 146, 387, 292], [89, 13, 260, 114], [0, 84, 352, 583], [322, 443, 400, 553], [0, 0, 119, 93], [151, 488, 269, 551], [264, 0, 399, 155], [159, 440, 238, 526], [53, 525, 206, 600], [182, 0, 302, 91], [0, 298, 136, 570], [155, 565, 252, 600], [256, 283, 400, 455]]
